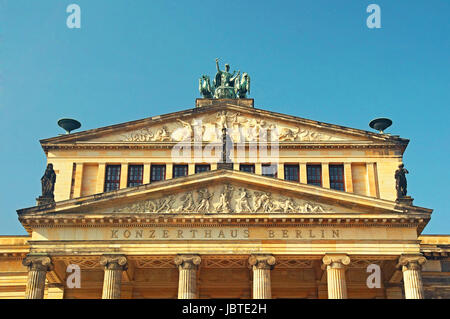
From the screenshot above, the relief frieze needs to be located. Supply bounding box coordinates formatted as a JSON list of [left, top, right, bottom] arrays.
[[112, 184, 331, 214], [115, 111, 344, 143]]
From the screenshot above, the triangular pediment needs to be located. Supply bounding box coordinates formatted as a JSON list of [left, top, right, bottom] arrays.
[[40, 103, 408, 148], [18, 169, 430, 219]]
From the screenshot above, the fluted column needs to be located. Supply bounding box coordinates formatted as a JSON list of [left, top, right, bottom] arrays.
[[22, 255, 53, 299], [248, 255, 276, 299], [398, 254, 426, 299], [174, 255, 201, 299], [322, 254, 351, 299], [100, 255, 128, 299]]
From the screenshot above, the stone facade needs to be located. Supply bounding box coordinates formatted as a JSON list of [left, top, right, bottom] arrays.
[[0, 99, 448, 299]]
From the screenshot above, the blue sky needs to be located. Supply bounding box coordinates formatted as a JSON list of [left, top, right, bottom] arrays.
[[0, 1, 449, 235]]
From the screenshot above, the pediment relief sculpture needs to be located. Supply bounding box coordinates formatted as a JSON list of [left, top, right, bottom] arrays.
[[113, 111, 345, 144], [112, 184, 331, 214]]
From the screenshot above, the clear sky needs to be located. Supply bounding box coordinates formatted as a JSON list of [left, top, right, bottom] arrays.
[[0, 1, 448, 235]]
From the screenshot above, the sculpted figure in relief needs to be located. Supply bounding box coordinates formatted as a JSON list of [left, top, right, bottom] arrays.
[[214, 184, 234, 213], [236, 188, 252, 213], [171, 119, 193, 141], [270, 198, 297, 213], [253, 192, 272, 212], [196, 188, 212, 213], [176, 191, 196, 213], [155, 195, 176, 213], [302, 202, 326, 213]]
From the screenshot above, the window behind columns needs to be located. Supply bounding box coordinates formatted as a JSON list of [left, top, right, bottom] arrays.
[[127, 164, 144, 187], [195, 164, 211, 173], [329, 164, 345, 191], [284, 164, 299, 182], [307, 164, 322, 186], [151, 164, 166, 182], [262, 164, 277, 178], [173, 164, 188, 178], [240, 164, 255, 173], [104, 165, 121, 192]]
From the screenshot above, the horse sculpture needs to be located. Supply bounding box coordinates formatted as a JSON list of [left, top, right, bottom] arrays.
[[235, 72, 250, 98], [199, 75, 214, 98]]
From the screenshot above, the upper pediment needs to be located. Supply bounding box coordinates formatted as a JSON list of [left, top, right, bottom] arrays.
[[40, 102, 408, 149]]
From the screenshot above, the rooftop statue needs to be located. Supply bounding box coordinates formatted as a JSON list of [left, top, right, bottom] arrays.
[[199, 58, 251, 99], [395, 164, 409, 199]]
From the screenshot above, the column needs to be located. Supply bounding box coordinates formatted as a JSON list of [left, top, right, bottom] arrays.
[[398, 254, 426, 299], [255, 163, 262, 175], [100, 255, 128, 299], [22, 255, 53, 299], [299, 163, 307, 184], [174, 255, 201, 299], [321, 163, 330, 188], [366, 162, 379, 197], [73, 163, 84, 198], [322, 254, 350, 299], [188, 163, 195, 176], [166, 163, 173, 179], [143, 163, 151, 184], [277, 163, 284, 180], [248, 255, 276, 299], [119, 163, 128, 189], [344, 163, 353, 193], [96, 163, 106, 193]]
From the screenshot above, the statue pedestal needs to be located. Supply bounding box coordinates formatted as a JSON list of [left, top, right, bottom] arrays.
[[196, 98, 254, 108], [396, 196, 414, 206], [217, 163, 233, 170], [36, 196, 55, 206]]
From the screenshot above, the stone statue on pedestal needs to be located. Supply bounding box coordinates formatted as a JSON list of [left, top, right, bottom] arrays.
[[37, 163, 56, 206], [395, 164, 409, 199]]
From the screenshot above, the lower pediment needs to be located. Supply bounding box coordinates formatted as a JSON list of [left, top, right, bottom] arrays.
[[18, 170, 432, 222]]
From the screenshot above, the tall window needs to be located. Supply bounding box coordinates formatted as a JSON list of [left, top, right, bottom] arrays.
[[104, 165, 121, 192], [195, 164, 210, 173], [329, 164, 345, 191], [284, 164, 299, 182], [173, 164, 188, 178], [127, 165, 143, 187], [151, 165, 166, 182], [262, 164, 277, 178], [240, 164, 255, 173], [307, 165, 322, 186]]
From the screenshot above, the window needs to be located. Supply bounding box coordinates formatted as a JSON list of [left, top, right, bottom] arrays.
[[284, 164, 299, 182], [262, 164, 277, 178], [329, 164, 345, 191], [173, 164, 188, 178], [127, 165, 143, 187], [151, 165, 166, 182], [195, 164, 210, 173], [104, 165, 121, 192], [307, 165, 322, 186], [240, 164, 255, 173]]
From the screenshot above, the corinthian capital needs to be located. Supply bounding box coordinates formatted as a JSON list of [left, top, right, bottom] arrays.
[[248, 255, 276, 270], [99, 255, 128, 271], [322, 254, 351, 269], [174, 255, 201, 270], [398, 254, 426, 271], [22, 255, 53, 272]]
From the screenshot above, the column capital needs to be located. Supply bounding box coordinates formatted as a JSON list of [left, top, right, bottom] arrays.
[[100, 255, 128, 271], [248, 254, 276, 270], [322, 254, 351, 269], [174, 255, 201, 270], [22, 255, 53, 272], [398, 254, 426, 271]]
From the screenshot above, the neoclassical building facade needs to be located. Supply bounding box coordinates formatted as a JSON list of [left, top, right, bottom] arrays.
[[0, 98, 449, 299]]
